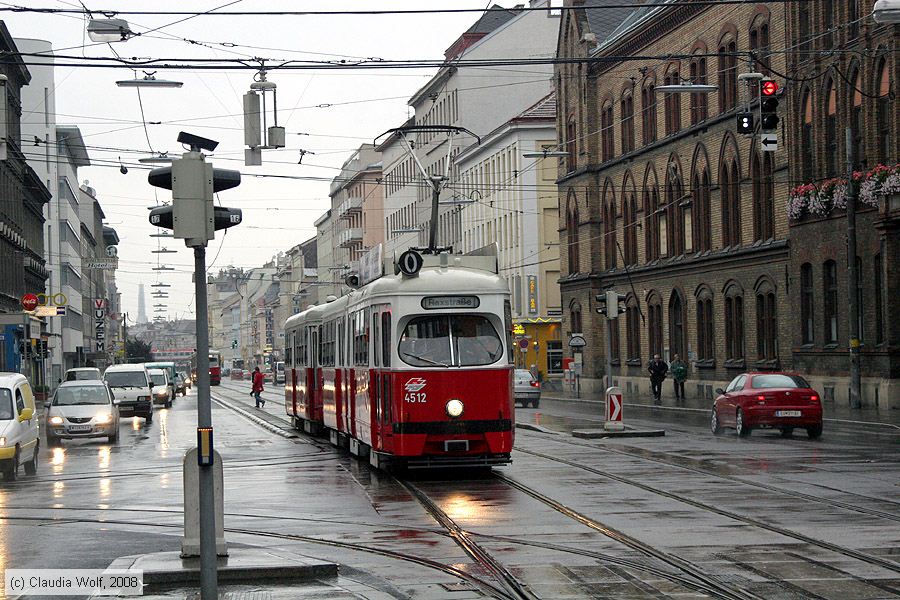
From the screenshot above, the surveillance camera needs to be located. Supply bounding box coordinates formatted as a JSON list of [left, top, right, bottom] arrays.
[[176, 131, 219, 152]]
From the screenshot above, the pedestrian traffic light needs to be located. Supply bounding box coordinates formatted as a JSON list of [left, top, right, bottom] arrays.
[[736, 112, 754, 135], [231, 339, 237, 349], [760, 78, 779, 133], [595, 292, 607, 316]]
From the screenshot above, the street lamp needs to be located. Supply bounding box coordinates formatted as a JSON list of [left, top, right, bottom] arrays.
[[87, 18, 134, 42], [873, 0, 900, 23], [117, 73, 184, 88], [655, 82, 718, 93], [522, 149, 571, 158]]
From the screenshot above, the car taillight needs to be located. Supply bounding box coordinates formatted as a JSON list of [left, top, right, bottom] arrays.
[[809, 395, 819, 403], [530, 381, 540, 388], [757, 395, 765, 401]]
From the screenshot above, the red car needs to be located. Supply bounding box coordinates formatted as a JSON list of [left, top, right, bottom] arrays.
[[711, 372, 823, 439]]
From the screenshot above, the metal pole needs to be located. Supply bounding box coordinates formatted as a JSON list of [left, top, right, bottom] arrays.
[[605, 318, 613, 392], [845, 128, 862, 408], [428, 176, 442, 252], [194, 245, 217, 599]]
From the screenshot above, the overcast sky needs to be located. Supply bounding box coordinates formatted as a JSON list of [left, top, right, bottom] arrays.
[[5, 1, 538, 323]]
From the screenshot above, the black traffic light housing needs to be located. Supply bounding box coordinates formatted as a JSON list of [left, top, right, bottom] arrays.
[[736, 112, 754, 135], [149, 205, 243, 232], [760, 78, 779, 133], [595, 293, 607, 316]]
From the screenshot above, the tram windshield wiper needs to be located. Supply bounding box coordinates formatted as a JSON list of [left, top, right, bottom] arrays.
[[400, 351, 449, 367]]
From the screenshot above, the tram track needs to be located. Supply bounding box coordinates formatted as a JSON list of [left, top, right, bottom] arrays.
[[513, 446, 900, 579]]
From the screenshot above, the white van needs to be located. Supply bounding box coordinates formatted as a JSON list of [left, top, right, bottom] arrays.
[[147, 368, 173, 408], [103, 364, 154, 423], [0, 373, 40, 481]]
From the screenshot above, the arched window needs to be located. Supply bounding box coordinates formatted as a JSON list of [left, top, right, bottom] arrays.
[[876, 58, 891, 163], [696, 287, 715, 361], [724, 283, 745, 361], [798, 4, 811, 55], [623, 191, 638, 265], [647, 293, 663, 357], [601, 100, 614, 162], [755, 279, 778, 361], [718, 34, 738, 112], [603, 183, 617, 270], [669, 290, 686, 359], [800, 89, 814, 181], [849, 65, 865, 169], [692, 168, 711, 252], [665, 162, 686, 255], [566, 194, 580, 273], [689, 52, 708, 124], [664, 64, 681, 135], [643, 168, 660, 262], [823, 259, 838, 344], [752, 152, 775, 242], [824, 78, 838, 177], [641, 78, 658, 145], [570, 300, 583, 335], [822, 0, 834, 48], [800, 263, 814, 344], [721, 158, 741, 247], [749, 14, 770, 73], [566, 116, 577, 172], [848, 0, 860, 38], [626, 295, 641, 361], [621, 87, 635, 153]]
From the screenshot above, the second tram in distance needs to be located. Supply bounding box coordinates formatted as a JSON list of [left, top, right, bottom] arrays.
[[283, 248, 515, 470]]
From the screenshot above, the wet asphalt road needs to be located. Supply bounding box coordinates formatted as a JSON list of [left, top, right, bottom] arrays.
[[0, 381, 898, 599]]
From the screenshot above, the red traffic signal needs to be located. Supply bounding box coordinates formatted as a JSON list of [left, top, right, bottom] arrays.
[[761, 79, 779, 96]]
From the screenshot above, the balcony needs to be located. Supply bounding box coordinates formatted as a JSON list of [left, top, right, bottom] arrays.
[[337, 196, 363, 220], [338, 228, 363, 248]]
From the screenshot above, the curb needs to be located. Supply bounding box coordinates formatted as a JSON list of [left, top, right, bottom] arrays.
[[572, 428, 666, 439], [515, 422, 560, 435]]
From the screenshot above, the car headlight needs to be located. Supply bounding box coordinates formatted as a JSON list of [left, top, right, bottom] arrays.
[[49, 416, 64, 425], [137, 395, 150, 402], [155, 390, 168, 397], [445, 399, 464, 418], [95, 413, 113, 424]]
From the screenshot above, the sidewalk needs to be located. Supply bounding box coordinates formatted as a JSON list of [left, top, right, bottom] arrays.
[[542, 386, 900, 429]]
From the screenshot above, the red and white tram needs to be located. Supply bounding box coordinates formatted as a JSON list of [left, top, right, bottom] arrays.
[[283, 249, 515, 469]]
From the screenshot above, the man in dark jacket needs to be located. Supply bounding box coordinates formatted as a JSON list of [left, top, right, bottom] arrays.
[[648, 354, 668, 402]]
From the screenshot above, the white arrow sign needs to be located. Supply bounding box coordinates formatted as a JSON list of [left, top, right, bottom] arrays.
[[609, 394, 621, 421], [760, 133, 778, 152]]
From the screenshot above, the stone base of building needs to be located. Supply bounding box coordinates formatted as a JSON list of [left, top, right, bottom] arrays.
[[578, 375, 899, 410]]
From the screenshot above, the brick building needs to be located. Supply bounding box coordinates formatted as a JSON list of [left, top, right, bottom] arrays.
[[557, 1, 793, 397], [785, 0, 899, 407]]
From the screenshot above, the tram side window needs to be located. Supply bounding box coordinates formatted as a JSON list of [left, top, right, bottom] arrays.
[[373, 311, 381, 367], [285, 333, 293, 367], [382, 312, 392, 368], [504, 300, 514, 364]]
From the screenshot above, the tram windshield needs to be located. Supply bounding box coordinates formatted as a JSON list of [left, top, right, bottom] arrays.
[[399, 315, 503, 367]]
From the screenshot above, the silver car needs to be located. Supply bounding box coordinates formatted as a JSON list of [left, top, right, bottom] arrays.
[[514, 369, 541, 408], [45, 381, 120, 445]]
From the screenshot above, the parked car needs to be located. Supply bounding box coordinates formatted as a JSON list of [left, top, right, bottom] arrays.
[[64, 367, 103, 382], [231, 369, 244, 381], [175, 372, 188, 396], [513, 369, 541, 408], [103, 364, 154, 423], [148, 368, 173, 408], [711, 372, 823, 439], [0, 373, 39, 481], [45, 380, 120, 445]]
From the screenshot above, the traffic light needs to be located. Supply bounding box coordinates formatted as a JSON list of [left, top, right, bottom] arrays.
[[231, 339, 238, 349], [595, 292, 607, 316], [736, 112, 754, 135], [760, 78, 779, 133], [148, 131, 242, 247]]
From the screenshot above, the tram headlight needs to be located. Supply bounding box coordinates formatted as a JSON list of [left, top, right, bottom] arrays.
[[445, 399, 464, 418]]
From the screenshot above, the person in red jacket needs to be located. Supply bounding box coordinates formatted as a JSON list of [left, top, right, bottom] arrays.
[[251, 366, 265, 408]]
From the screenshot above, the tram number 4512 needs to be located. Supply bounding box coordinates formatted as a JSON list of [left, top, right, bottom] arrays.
[[404, 392, 427, 403]]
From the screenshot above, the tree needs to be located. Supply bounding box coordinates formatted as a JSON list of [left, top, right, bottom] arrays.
[[125, 338, 153, 362]]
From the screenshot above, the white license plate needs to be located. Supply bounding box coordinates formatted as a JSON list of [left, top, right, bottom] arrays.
[[775, 410, 801, 417], [68, 425, 92, 432]]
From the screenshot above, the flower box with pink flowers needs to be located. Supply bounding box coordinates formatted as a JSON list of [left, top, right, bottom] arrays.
[[787, 163, 900, 221]]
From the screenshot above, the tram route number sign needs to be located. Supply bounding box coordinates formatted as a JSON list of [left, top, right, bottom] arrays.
[[397, 249, 424, 276]]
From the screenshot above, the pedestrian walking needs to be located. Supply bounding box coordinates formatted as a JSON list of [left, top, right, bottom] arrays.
[[251, 366, 265, 408], [648, 354, 668, 403], [670, 354, 687, 401]]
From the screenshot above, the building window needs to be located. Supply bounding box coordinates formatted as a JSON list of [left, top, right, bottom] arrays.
[[875, 253, 884, 344], [623, 193, 638, 265], [722, 158, 741, 247], [641, 79, 657, 145], [696, 290, 714, 361], [848, 0, 859, 39], [570, 300, 582, 335], [648, 293, 663, 357], [801, 90, 814, 182], [644, 183, 660, 261], [566, 194, 580, 273], [604, 194, 617, 270], [849, 66, 865, 169], [798, 5, 811, 55], [752, 153, 774, 241], [601, 100, 614, 162], [724, 285, 744, 361], [801, 263, 814, 344], [664, 65, 681, 135], [668, 290, 686, 359], [876, 59, 891, 164], [822, 0, 834, 48], [823, 259, 838, 344], [824, 79, 838, 177], [755, 283, 778, 361], [546, 340, 563, 374], [566, 116, 576, 172], [626, 297, 641, 361], [693, 169, 711, 252], [749, 15, 770, 73], [621, 89, 635, 153], [689, 55, 708, 124], [718, 37, 738, 113], [666, 165, 686, 255]]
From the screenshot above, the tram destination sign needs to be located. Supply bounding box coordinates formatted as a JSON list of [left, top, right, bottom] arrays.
[[421, 296, 480, 310]]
